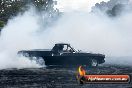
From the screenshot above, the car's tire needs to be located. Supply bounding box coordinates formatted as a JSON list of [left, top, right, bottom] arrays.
[[30, 56, 45, 66], [90, 59, 98, 67], [36, 57, 45, 66]]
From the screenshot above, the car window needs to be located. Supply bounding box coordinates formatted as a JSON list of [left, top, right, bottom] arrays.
[[67, 47, 71, 51], [63, 45, 67, 51]]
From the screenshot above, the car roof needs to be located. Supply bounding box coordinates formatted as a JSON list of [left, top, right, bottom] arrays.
[[55, 43, 70, 45]]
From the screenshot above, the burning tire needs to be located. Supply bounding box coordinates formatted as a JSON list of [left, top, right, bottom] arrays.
[[90, 59, 98, 67]]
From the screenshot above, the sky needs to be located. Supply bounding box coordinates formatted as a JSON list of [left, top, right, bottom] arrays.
[[55, 0, 110, 12]]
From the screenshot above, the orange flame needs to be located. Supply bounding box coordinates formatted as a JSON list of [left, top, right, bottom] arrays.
[[78, 66, 86, 76]]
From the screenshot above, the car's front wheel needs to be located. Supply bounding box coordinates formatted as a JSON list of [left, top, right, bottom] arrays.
[[90, 59, 98, 67]]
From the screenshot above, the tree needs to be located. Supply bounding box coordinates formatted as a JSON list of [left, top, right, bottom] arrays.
[[0, 0, 59, 24], [91, 0, 129, 17], [107, 4, 125, 17]]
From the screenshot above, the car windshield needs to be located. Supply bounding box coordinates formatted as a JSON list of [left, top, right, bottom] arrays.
[[52, 44, 77, 53], [63, 45, 75, 52], [69, 45, 77, 52]]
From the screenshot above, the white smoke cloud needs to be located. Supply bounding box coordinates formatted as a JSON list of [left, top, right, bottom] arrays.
[[43, 11, 132, 57], [0, 0, 132, 69], [0, 7, 43, 69], [49, 0, 132, 65]]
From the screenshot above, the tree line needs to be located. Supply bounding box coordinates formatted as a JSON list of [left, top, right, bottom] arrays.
[[91, 0, 129, 17], [0, 0, 59, 28]]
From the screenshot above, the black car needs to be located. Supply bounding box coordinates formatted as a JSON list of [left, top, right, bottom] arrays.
[[18, 43, 105, 67]]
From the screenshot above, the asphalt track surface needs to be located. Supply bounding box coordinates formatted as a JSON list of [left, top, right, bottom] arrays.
[[0, 64, 132, 88]]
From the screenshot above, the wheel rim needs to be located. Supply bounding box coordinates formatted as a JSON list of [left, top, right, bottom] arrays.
[[36, 57, 45, 66], [30, 57, 45, 66], [91, 59, 98, 67]]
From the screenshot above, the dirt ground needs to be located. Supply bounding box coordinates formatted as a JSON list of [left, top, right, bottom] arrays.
[[0, 64, 132, 88]]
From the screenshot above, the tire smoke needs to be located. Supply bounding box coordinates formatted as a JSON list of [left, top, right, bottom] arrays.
[[0, 0, 132, 69], [0, 7, 43, 69]]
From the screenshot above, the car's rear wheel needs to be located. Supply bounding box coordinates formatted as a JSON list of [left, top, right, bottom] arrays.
[[36, 57, 45, 66], [30, 56, 45, 66]]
